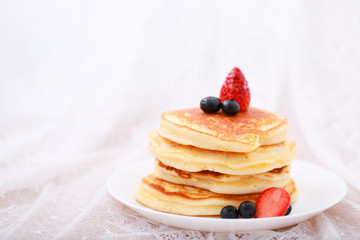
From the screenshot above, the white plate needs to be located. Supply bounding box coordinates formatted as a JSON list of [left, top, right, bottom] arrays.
[[107, 159, 347, 232]]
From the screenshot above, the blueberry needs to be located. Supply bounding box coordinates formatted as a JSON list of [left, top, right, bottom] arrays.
[[200, 96, 222, 113], [285, 204, 292, 216], [220, 205, 238, 219], [238, 201, 256, 218], [222, 99, 240, 116]]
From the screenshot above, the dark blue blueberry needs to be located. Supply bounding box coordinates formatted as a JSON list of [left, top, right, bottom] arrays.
[[222, 99, 240, 116], [200, 96, 222, 113], [285, 204, 292, 216], [238, 201, 256, 218], [220, 205, 238, 219]]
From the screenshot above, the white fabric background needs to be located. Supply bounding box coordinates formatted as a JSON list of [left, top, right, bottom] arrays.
[[1, 0, 360, 239]]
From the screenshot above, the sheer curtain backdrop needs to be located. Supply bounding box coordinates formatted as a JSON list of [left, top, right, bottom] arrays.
[[0, 0, 359, 239]]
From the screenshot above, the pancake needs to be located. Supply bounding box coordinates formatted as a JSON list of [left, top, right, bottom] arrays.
[[135, 174, 298, 216], [149, 131, 296, 175], [153, 159, 291, 194], [157, 107, 288, 153]]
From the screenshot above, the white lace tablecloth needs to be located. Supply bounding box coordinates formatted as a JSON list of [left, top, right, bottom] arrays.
[[1, 0, 359, 239]]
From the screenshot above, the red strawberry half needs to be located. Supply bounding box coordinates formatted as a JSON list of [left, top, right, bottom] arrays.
[[255, 187, 291, 218], [220, 67, 251, 111]]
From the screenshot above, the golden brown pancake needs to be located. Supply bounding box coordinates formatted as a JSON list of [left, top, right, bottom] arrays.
[[157, 107, 288, 152], [149, 131, 296, 175], [135, 175, 298, 216], [153, 159, 291, 194]]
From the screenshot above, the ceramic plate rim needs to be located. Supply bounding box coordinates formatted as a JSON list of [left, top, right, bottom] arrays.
[[106, 158, 347, 231]]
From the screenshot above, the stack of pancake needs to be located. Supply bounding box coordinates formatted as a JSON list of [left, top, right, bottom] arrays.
[[136, 107, 297, 216]]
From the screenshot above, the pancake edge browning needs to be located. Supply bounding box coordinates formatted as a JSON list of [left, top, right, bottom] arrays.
[[153, 159, 291, 194], [135, 174, 298, 216], [157, 107, 289, 153], [149, 131, 296, 175]]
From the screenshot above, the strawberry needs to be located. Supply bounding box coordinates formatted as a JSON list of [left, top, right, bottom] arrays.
[[255, 187, 290, 218], [219, 67, 251, 111]]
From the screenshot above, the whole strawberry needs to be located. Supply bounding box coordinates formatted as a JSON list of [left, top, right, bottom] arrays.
[[220, 67, 251, 111]]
